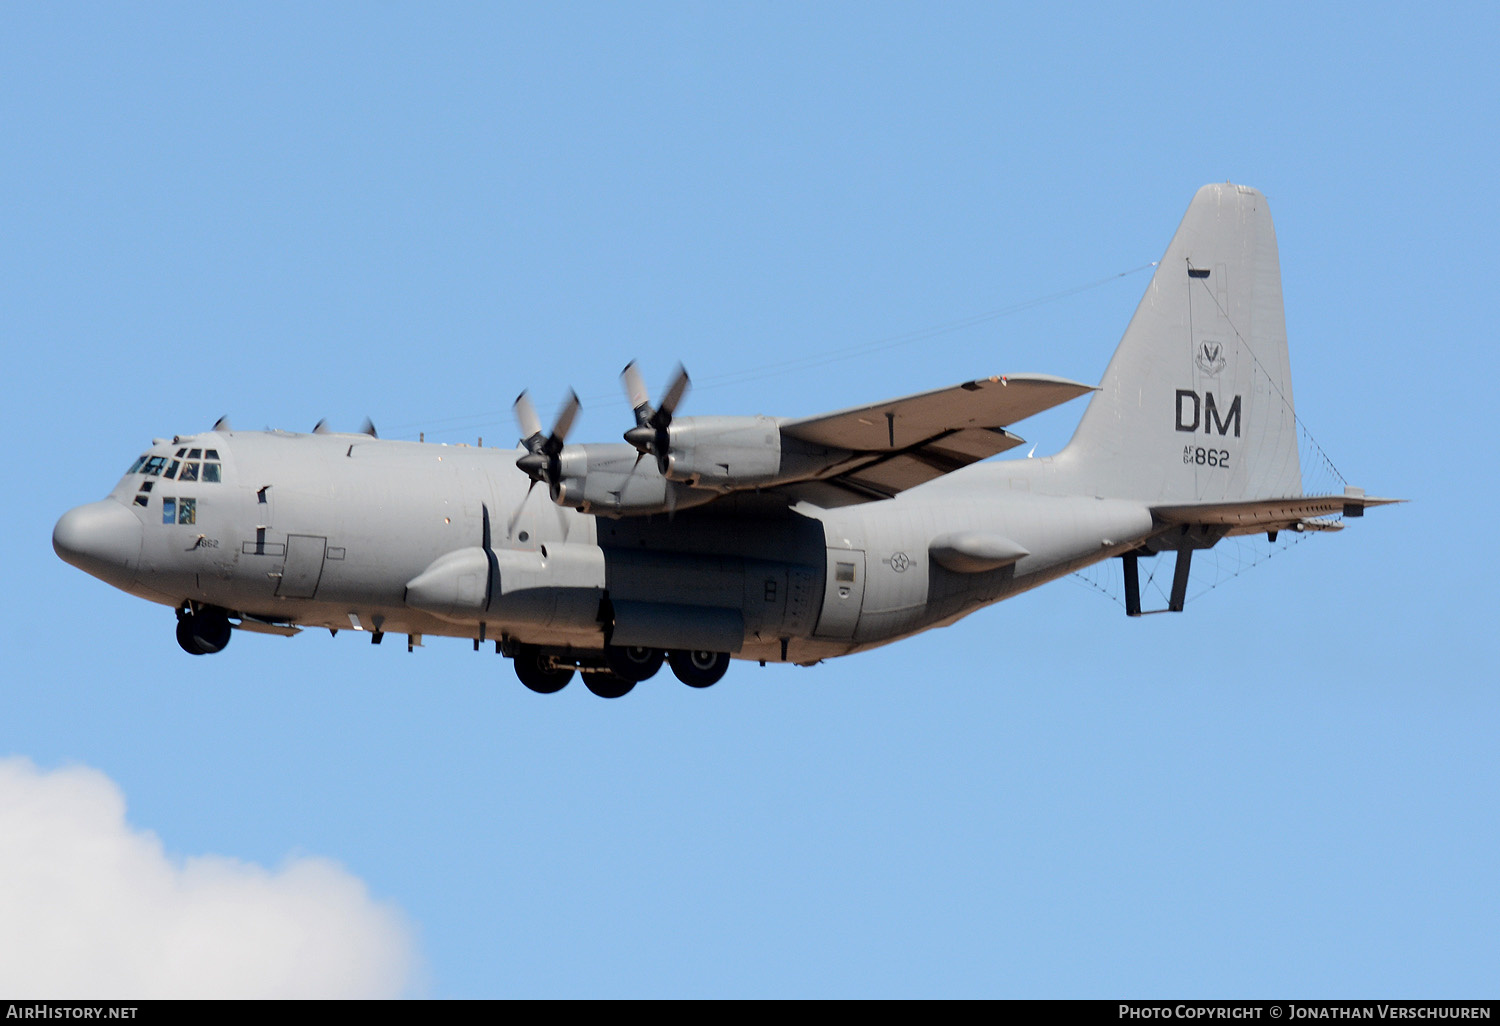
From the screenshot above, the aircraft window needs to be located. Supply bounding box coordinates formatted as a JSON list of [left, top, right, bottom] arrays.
[[127, 455, 148, 474], [176, 448, 187, 457], [133, 494, 148, 507], [202, 462, 222, 483], [139, 480, 153, 493], [162, 498, 176, 524], [205, 449, 219, 460], [178, 498, 196, 525], [143, 456, 166, 476], [188, 449, 202, 459], [165, 459, 181, 479], [179, 462, 199, 482]]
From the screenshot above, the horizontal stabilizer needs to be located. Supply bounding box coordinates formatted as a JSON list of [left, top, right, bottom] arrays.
[[1153, 488, 1403, 536]]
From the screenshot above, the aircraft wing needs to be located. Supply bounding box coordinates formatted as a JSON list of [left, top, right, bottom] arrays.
[[776, 373, 1094, 502]]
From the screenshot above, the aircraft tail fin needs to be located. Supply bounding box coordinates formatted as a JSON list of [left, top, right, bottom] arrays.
[[1052, 183, 1302, 505]]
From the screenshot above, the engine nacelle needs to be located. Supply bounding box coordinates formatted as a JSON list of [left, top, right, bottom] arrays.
[[550, 444, 717, 517], [662, 416, 782, 489]]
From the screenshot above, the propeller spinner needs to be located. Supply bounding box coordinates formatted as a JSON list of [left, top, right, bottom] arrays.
[[514, 389, 580, 501], [621, 361, 689, 475]]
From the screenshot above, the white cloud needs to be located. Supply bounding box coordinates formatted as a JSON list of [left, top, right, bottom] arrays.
[[0, 757, 420, 998]]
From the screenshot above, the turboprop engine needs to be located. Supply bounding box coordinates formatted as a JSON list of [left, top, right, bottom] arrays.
[[549, 444, 717, 516], [657, 416, 781, 487], [517, 363, 849, 516]]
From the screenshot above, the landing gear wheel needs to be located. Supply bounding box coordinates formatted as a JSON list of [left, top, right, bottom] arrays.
[[604, 644, 664, 682], [513, 646, 573, 694], [668, 650, 729, 688], [583, 671, 637, 699], [175, 609, 232, 655]]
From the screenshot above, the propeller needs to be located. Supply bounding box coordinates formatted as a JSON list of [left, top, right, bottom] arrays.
[[514, 389, 580, 503], [621, 361, 689, 475]]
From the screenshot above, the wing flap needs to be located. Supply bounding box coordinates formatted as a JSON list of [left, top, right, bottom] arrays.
[[827, 428, 1025, 498]]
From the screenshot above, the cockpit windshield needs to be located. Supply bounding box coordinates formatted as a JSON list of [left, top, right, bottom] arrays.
[[126, 443, 225, 514], [130, 449, 222, 481]]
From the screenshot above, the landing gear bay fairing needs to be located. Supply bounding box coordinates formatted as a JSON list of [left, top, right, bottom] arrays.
[[55, 185, 1396, 697]]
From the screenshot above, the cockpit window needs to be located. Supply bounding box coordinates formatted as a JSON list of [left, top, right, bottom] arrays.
[[205, 449, 219, 460], [175, 448, 187, 457], [202, 462, 222, 483], [127, 455, 149, 474], [143, 456, 166, 476], [165, 459, 181, 479], [188, 449, 202, 459], [179, 462, 199, 482]]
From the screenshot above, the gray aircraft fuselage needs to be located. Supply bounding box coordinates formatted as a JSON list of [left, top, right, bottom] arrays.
[[60, 428, 1150, 666]]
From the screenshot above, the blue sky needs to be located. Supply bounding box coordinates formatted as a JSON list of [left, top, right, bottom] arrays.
[[4, 2, 1495, 998]]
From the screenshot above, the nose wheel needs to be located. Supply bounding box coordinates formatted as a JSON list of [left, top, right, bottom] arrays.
[[175, 607, 232, 655]]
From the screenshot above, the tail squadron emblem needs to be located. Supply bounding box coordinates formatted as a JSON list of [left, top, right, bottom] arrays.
[[1195, 340, 1226, 376]]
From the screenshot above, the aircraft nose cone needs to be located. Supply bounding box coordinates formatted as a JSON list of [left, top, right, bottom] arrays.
[[54, 500, 143, 588]]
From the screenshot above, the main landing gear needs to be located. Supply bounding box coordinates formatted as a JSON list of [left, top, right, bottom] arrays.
[[512, 645, 574, 694], [509, 643, 732, 698], [175, 606, 232, 655], [667, 649, 730, 688]]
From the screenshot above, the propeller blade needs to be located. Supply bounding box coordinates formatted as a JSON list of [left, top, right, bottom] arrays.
[[360, 417, 378, 438], [658, 364, 690, 420], [549, 390, 580, 449], [621, 361, 651, 421], [514, 391, 543, 449], [506, 480, 538, 538], [312, 419, 331, 434]]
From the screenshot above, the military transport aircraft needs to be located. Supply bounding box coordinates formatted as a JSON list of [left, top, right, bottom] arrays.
[[54, 184, 1396, 698]]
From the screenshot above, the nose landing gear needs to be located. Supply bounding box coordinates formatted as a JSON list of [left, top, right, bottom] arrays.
[[175, 606, 232, 655]]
